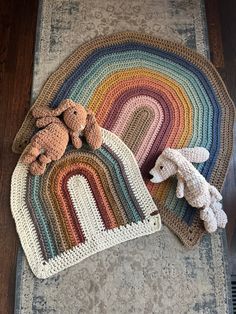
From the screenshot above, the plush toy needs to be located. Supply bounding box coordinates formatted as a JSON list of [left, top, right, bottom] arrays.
[[21, 99, 103, 175], [149, 147, 228, 233]]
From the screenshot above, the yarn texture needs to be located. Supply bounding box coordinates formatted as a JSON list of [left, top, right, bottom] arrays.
[[12, 32, 235, 247], [21, 99, 102, 175], [11, 129, 161, 278], [150, 147, 228, 233]]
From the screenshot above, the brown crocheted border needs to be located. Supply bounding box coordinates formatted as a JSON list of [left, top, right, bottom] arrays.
[[12, 32, 235, 247]]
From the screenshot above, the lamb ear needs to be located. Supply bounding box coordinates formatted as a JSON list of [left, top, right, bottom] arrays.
[[176, 147, 209, 163], [32, 99, 77, 118], [162, 148, 183, 168]]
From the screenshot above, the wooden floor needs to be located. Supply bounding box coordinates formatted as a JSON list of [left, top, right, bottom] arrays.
[[0, 0, 235, 312], [0, 0, 39, 312], [209, 0, 236, 275], [205, 0, 236, 277]]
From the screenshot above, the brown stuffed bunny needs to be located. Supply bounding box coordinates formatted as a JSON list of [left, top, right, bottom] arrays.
[[21, 99, 103, 175]]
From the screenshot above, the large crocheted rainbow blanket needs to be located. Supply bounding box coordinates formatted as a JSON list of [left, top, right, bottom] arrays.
[[11, 129, 161, 278], [13, 32, 235, 247]]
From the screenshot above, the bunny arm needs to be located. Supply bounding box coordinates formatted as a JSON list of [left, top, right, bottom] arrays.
[[176, 174, 185, 198], [70, 131, 82, 149], [36, 116, 61, 128]]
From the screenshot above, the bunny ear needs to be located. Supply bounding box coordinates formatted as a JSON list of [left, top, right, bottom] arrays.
[[32, 99, 77, 118], [84, 109, 103, 149], [86, 109, 96, 121], [176, 147, 209, 163]]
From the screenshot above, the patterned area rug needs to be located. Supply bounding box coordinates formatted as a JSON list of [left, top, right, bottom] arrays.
[[14, 0, 232, 313]]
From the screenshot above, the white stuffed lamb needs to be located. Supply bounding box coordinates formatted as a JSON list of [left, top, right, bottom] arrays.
[[149, 147, 228, 233]]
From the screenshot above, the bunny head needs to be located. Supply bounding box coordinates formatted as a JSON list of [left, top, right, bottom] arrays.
[[63, 103, 87, 132], [33, 99, 103, 150], [32, 99, 88, 133], [149, 147, 210, 183]]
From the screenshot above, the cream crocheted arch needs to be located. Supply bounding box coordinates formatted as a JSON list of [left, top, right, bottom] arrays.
[[11, 129, 161, 278]]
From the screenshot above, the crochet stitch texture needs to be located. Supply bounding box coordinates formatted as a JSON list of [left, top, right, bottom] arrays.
[[150, 147, 227, 233], [11, 129, 161, 278], [12, 32, 235, 247], [21, 99, 102, 175]]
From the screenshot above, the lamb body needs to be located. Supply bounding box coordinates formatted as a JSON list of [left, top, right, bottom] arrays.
[[150, 147, 227, 233]]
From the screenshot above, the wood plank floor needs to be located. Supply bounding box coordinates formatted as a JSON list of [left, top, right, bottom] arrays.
[[0, 0, 38, 313], [206, 0, 236, 275], [0, 0, 235, 312], [218, 0, 236, 276]]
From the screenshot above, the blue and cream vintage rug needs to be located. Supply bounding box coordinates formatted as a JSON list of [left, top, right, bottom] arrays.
[[14, 0, 232, 313]]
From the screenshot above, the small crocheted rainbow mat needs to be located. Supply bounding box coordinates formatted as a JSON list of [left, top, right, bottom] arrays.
[[11, 129, 161, 278], [13, 32, 235, 248]]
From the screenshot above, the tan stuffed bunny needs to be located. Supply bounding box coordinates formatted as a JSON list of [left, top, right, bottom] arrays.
[[21, 99, 102, 175], [149, 147, 228, 233]]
